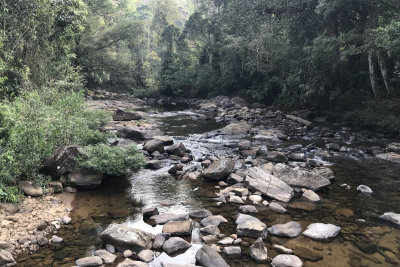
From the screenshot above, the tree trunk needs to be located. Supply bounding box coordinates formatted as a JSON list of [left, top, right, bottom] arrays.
[[376, 49, 393, 96], [368, 49, 381, 99]]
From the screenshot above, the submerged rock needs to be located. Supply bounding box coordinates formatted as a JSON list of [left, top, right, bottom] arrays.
[[202, 158, 235, 181], [268, 221, 302, 238], [250, 238, 268, 262], [302, 189, 320, 202], [272, 254, 303, 267], [379, 212, 400, 226], [302, 223, 341, 241], [112, 109, 142, 121], [195, 244, 230, 267]]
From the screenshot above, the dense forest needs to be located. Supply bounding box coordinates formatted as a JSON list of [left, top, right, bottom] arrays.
[[0, 0, 400, 193]]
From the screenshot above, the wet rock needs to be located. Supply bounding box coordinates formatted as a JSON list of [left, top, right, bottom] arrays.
[[302, 223, 341, 241], [153, 136, 174, 146], [269, 202, 287, 213], [75, 256, 103, 267], [250, 238, 268, 262], [144, 139, 165, 154], [302, 189, 320, 201], [273, 163, 330, 191], [195, 244, 230, 267], [200, 225, 220, 235], [273, 244, 293, 254], [19, 181, 43, 197], [268, 221, 302, 238], [137, 250, 154, 262], [68, 171, 103, 187], [357, 185, 373, 195], [51, 235, 63, 244], [150, 213, 189, 225], [229, 195, 244, 204], [217, 237, 234, 245], [61, 216, 71, 225], [272, 254, 303, 267], [189, 210, 212, 219], [100, 224, 155, 251], [0, 249, 16, 266], [294, 246, 323, 262], [117, 259, 149, 267], [41, 145, 81, 177], [239, 205, 258, 214], [94, 250, 117, 264], [245, 167, 294, 202], [227, 173, 244, 184], [201, 216, 222, 227], [202, 158, 235, 181], [267, 151, 288, 163], [379, 212, 400, 226], [223, 246, 241, 257], [166, 142, 187, 156], [376, 152, 400, 164], [162, 237, 191, 254], [201, 160, 212, 168], [335, 208, 354, 217], [219, 122, 251, 135], [162, 220, 192, 236], [113, 109, 142, 121]]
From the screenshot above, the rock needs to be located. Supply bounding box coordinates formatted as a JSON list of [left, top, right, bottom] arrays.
[[162, 237, 191, 254], [94, 250, 117, 264], [201, 217, 220, 227], [269, 202, 287, 213], [61, 216, 71, 225], [302, 189, 320, 201], [150, 213, 189, 225], [202, 158, 235, 181], [227, 173, 244, 184], [168, 164, 183, 175], [238, 141, 251, 150], [250, 238, 268, 262], [217, 237, 234, 245], [162, 220, 192, 236], [254, 129, 286, 141], [229, 195, 244, 204], [123, 250, 134, 258], [189, 210, 212, 219], [200, 225, 220, 235], [117, 126, 146, 141], [267, 151, 288, 163], [219, 122, 252, 135], [48, 181, 63, 193], [0, 249, 16, 266], [145, 160, 163, 170], [100, 224, 155, 251], [273, 244, 293, 254], [51, 235, 63, 244], [376, 152, 400, 164], [286, 114, 312, 127], [239, 205, 258, 214], [117, 259, 149, 267], [235, 213, 260, 224], [223, 246, 241, 257], [268, 222, 302, 238], [272, 254, 303, 267], [143, 207, 159, 219], [302, 223, 341, 241], [137, 250, 154, 262], [166, 142, 186, 156], [236, 215, 267, 239], [202, 235, 218, 244], [294, 246, 323, 261], [106, 244, 116, 253], [37, 236, 48, 246], [326, 143, 340, 151], [153, 136, 174, 146], [153, 233, 168, 249], [19, 181, 43, 197], [387, 143, 400, 153], [75, 256, 103, 267], [195, 245, 230, 267], [245, 167, 294, 202], [68, 171, 103, 187], [112, 109, 142, 121], [273, 163, 330, 191], [144, 139, 165, 154], [288, 153, 306, 162], [41, 145, 81, 177], [379, 212, 400, 226], [249, 195, 262, 203], [232, 187, 249, 196], [357, 185, 373, 195]]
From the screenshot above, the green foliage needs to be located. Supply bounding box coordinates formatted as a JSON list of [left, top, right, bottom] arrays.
[[77, 144, 145, 176], [0, 185, 23, 203], [0, 86, 111, 184]]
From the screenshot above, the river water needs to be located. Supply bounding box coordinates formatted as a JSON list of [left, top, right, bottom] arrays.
[[17, 105, 400, 267]]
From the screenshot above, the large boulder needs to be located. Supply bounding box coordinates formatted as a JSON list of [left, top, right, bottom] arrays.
[[267, 221, 302, 238], [68, 171, 103, 188], [245, 167, 294, 202], [100, 224, 155, 252], [112, 109, 142, 121], [302, 223, 340, 241], [273, 164, 330, 191], [19, 181, 43, 197], [202, 158, 235, 181], [41, 145, 81, 177], [116, 127, 146, 141], [166, 142, 187, 156], [144, 139, 165, 154], [219, 122, 251, 135], [195, 245, 230, 267], [162, 237, 191, 254]]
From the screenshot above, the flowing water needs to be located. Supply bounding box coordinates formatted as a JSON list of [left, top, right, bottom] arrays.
[[17, 105, 400, 267]]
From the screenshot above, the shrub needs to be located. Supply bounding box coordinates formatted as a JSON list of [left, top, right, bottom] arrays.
[[0, 185, 23, 203], [77, 144, 145, 176]]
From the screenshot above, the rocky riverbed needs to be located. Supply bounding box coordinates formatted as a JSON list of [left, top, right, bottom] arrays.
[[10, 94, 400, 267]]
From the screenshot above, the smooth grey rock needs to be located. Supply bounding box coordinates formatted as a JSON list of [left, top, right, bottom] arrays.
[[94, 250, 117, 264], [219, 122, 252, 135], [273, 244, 293, 254], [202, 235, 218, 244], [75, 256, 103, 267], [237, 220, 267, 239], [250, 238, 268, 262], [189, 210, 212, 219], [137, 250, 154, 262], [379, 212, 400, 226], [302, 223, 341, 241], [195, 244, 230, 267], [269, 202, 287, 213], [162, 237, 191, 254], [123, 250, 134, 258], [166, 142, 186, 156], [272, 254, 303, 267], [239, 205, 258, 214], [51, 235, 63, 244], [202, 158, 235, 181], [153, 136, 174, 146], [235, 213, 260, 225], [100, 224, 155, 252], [117, 259, 149, 267], [268, 221, 302, 238], [68, 171, 103, 187], [200, 225, 220, 235], [150, 213, 189, 225], [273, 163, 330, 191], [356, 185, 373, 195], [201, 215, 227, 227], [223, 246, 241, 257], [302, 189, 320, 201], [238, 140, 251, 150], [162, 220, 192, 236], [245, 167, 294, 202], [153, 233, 168, 249], [249, 195, 262, 203], [376, 152, 400, 164], [19, 181, 43, 197]]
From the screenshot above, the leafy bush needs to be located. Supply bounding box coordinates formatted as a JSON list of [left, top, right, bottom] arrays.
[[77, 144, 145, 176], [0, 185, 23, 203], [0, 86, 111, 185]]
